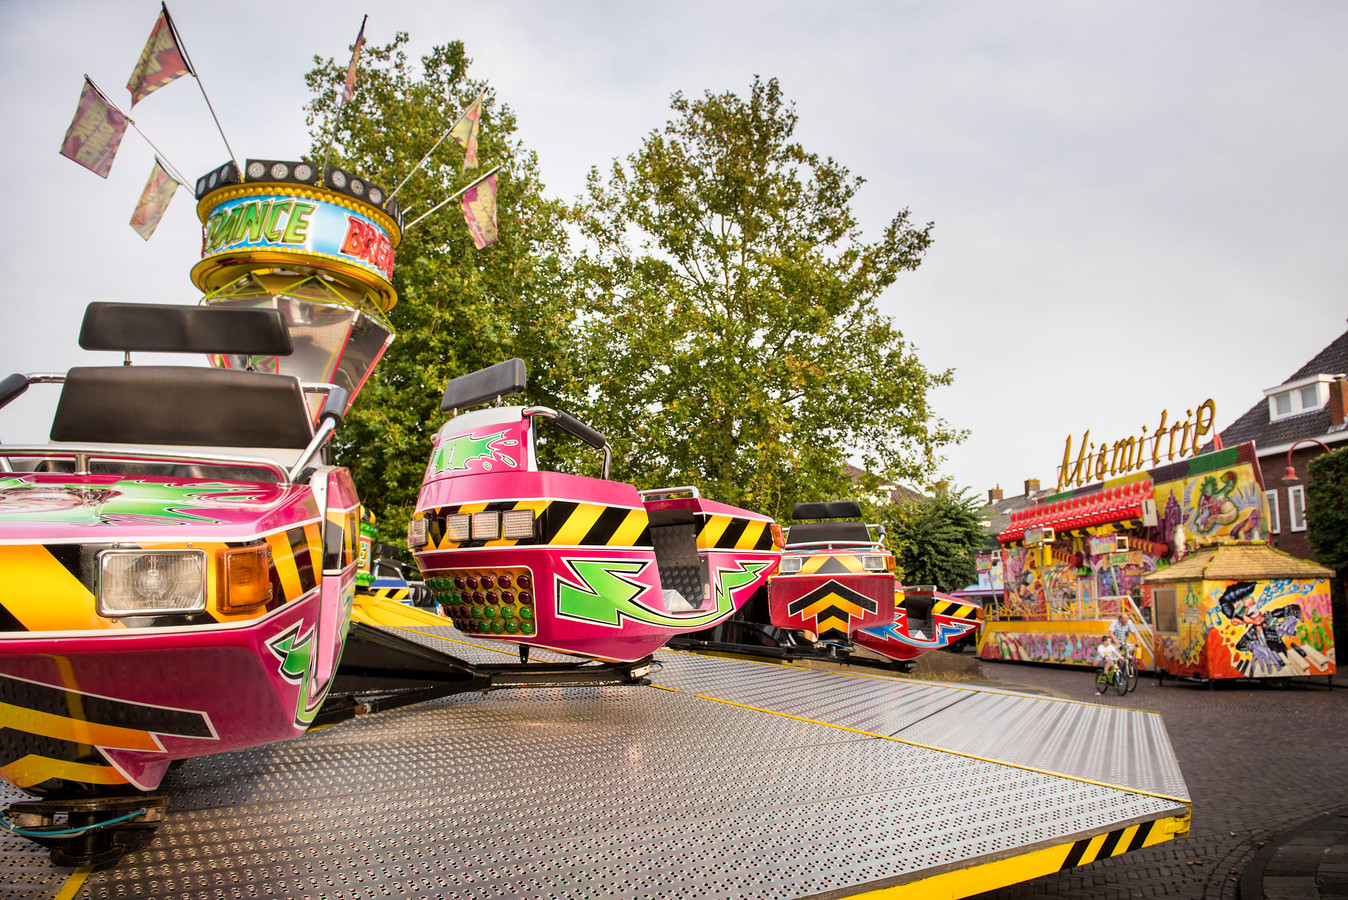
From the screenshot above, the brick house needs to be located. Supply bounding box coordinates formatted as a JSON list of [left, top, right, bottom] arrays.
[[1215, 324, 1348, 563]]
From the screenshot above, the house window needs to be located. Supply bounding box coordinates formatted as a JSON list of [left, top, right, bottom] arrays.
[[1264, 489, 1280, 534], [1267, 376, 1330, 422], [1289, 484, 1307, 532], [1153, 587, 1178, 634]]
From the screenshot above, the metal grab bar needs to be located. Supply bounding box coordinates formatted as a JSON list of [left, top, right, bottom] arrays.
[[523, 406, 612, 480], [638, 486, 701, 501]]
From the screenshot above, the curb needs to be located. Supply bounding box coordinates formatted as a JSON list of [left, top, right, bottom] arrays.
[[1239, 808, 1348, 900]]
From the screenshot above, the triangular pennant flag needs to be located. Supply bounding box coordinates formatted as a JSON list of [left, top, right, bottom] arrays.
[[129, 159, 180, 240], [461, 171, 498, 249], [127, 7, 191, 106], [449, 95, 482, 171], [340, 16, 367, 105], [59, 80, 129, 178]]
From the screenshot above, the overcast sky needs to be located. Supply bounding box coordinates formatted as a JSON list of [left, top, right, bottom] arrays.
[[2, 1, 1345, 502]]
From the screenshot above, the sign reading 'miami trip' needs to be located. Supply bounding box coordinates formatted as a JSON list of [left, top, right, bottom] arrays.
[[200, 192, 396, 282]]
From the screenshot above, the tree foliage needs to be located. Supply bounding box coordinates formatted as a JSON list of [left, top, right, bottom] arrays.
[[571, 77, 961, 521], [304, 34, 574, 539], [889, 486, 987, 592], [1307, 447, 1348, 571]]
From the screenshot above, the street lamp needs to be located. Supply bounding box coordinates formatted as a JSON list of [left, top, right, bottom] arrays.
[[1282, 438, 1334, 483]]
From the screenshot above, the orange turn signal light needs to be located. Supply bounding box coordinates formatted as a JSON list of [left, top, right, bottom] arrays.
[[218, 544, 273, 614]]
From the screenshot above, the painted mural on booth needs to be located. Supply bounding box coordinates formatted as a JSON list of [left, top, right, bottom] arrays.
[[979, 628, 1107, 666], [1206, 578, 1334, 678], [1147, 455, 1266, 547]]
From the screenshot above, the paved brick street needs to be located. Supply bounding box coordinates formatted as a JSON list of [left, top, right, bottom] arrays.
[[945, 659, 1348, 899]]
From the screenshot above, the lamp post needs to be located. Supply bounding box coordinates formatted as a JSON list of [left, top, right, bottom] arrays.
[[1282, 438, 1333, 484]]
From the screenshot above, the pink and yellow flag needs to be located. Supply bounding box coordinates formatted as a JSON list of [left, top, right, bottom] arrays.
[[129, 159, 180, 240], [340, 16, 368, 105], [461, 171, 498, 249], [449, 95, 482, 171], [59, 80, 129, 178], [126, 6, 191, 106]]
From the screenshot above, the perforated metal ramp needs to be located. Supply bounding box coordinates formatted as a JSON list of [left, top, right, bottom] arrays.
[[2, 626, 1189, 900]]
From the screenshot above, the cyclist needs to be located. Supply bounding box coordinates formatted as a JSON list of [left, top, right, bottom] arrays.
[[1110, 611, 1142, 647], [1096, 634, 1123, 679], [1110, 612, 1143, 683]]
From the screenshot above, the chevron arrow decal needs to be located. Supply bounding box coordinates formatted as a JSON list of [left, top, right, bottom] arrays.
[[786, 580, 879, 635]]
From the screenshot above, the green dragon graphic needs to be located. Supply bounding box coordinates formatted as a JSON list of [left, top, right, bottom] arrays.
[[429, 430, 519, 474], [0, 477, 267, 525]]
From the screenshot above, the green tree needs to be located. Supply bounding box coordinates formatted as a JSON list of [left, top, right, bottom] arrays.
[[571, 76, 961, 521], [304, 34, 575, 539], [1307, 446, 1348, 650], [890, 486, 987, 592]]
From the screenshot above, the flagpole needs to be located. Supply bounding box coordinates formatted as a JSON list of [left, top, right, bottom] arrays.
[[160, 3, 241, 176], [84, 76, 189, 186], [404, 165, 500, 231], [321, 14, 368, 185], [390, 89, 484, 202]]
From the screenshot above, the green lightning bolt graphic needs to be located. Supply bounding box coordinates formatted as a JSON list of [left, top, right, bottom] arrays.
[[429, 430, 519, 474], [267, 624, 320, 727], [555, 558, 770, 629]]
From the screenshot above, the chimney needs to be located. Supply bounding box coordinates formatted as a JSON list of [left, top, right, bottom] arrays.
[[1331, 376, 1347, 427], [988, 486, 1004, 503], [1024, 478, 1040, 496]]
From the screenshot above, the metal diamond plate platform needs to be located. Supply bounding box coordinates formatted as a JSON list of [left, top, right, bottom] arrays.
[[1, 627, 1189, 900]]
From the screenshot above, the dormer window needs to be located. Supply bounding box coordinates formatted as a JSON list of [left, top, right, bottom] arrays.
[[1265, 375, 1333, 422]]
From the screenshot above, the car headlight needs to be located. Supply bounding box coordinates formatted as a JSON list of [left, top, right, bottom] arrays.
[[779, 556, 803, 574], [861, 554, 888, 572], [407, 516, 429, 549], [444, 513, 471, 542], [501, 509, 535, 540], [98, 549, 207, 616]]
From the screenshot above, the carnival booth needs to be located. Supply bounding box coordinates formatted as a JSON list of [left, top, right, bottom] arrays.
[[981, 440, 1269, 669], [1141, 542, 1335, 682]]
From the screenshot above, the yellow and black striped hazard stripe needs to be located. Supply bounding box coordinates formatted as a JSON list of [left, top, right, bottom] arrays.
[[931, 597, 980, 620], [1058, 819, 1166, 870], [794, 553, 868, 575], [360, 586, 411, 603], [266, 523, 322, 602], [851, 814, 1189, 897], [696, 514, 777, 551]]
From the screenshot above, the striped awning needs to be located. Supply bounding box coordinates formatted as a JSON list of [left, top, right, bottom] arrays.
[[999, 479, 1153, 544]]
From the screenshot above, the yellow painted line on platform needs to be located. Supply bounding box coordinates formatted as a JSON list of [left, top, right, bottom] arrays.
[[669, 645, 1167, 715], [689, 693, 1190, 806], [844, 814, 1189, 898], [54, 866, 93, 900]]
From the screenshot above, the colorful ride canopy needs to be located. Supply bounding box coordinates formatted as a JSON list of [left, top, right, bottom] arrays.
[[191, 160, 402, 416]]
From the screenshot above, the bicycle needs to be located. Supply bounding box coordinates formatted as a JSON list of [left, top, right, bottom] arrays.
[[1096, 659, 1127, 695], [1121, 642, 1140, 693]]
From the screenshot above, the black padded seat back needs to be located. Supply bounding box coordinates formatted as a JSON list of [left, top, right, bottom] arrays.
[[79, 303, 293, 356], [785, 521, 873, 546], [792, 500, 863, 520], [51, 366, 314, 449]]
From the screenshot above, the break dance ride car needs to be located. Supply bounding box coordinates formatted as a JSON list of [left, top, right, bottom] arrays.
[[0, 157, 409, 865], [406, 359, 784, 663], [672, 499, 981, 666], [0, 302, 360, 866]]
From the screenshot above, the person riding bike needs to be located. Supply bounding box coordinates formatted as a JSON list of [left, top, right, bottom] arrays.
[[1110, 611, 1142, 650], [1096, 634, 1123, 679]]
